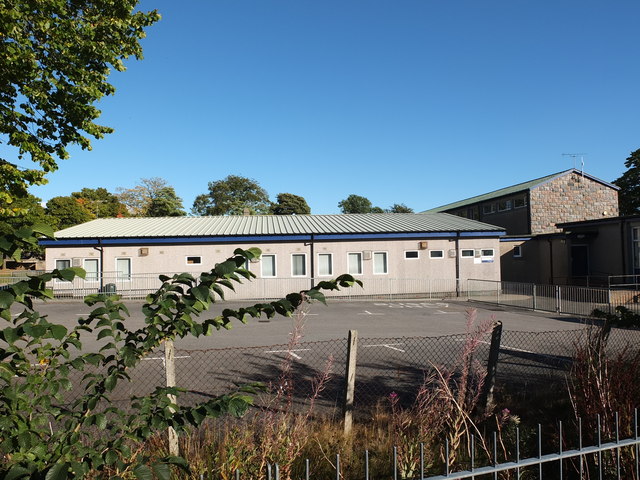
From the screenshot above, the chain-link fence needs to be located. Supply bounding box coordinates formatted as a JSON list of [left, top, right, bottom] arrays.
[[58, 325, 640, 419]]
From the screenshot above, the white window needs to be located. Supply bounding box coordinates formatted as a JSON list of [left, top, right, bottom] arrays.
[[429, 250, 444, 259], [116, 258, 131, 280], [261, 254, 276, 277], [291, 254, 306, 276], [84, 259, 99, 281], [481, 249, 495, 258], [318, 253, 333, 276], [513, 246, 523, 258], [461, 249, 474, 258], [404, 251, 419, 259], [186, 256, 202, 265], [373, 252, 388, 274], [55, 259, 71, 282], [348, 252, 363, 275], [482, 204, 495, 214], [55, 259, 71, 270]]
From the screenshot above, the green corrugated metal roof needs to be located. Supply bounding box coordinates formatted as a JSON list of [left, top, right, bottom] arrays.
[[423, 168, 618, 213], [54, 213, 504, 239]]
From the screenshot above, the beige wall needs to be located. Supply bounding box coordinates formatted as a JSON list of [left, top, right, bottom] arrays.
[[45, 237, 501, 284]]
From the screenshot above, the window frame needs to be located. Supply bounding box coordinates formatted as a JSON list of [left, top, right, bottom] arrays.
[[291, 253, 307, 277], [261, 254, 277, 278], [460, 249, 475, 258], [514, 196, 528, 209], [429, 250, 444, 259], [404, 250, 419, 260], [481, 248, 495, 259], [373, 251, 388, 275], [482, 204, 495, 215], [55, 259, 72, 282], [317, 253, 333, 277], [497, 199, 512, 212], [186, 256, 202, 265], [83, 258, 100, 282], [347, 252, 363, 275], [513, 245, 523, 258], [115, 257, 132, 281]]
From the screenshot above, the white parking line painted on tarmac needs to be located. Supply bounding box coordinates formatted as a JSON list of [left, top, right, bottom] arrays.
[[456, 339, 536, 355], [434, 310, 457, 314], [264, 348, 311, 360], [373, 302, 449, 309], [358, 310, 383, 315], [142, 355, 191, 367], [363, 343, 406, 352]]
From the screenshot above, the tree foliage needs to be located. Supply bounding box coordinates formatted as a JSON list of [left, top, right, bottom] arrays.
[[116, 177, 184, 216], [146, 186, 186, 217], [45, 196, 95, 230], [387, 203, 414, 213], [0, 0, 159, 214], [338, 194, 374, 214], [0, 227, 361, 479], [71, 187, 128, 218], [192, 175, 271, 216], [613, 148, 640, 215], [0, 194, 54, 258], [271, 193, 311, 215]]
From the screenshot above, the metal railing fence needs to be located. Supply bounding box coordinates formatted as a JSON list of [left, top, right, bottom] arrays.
[[467, 279, 625, 316], [43, 272, 460, 301]]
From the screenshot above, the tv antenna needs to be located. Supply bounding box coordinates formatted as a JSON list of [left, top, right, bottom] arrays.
[[562, 153, 586, 176]]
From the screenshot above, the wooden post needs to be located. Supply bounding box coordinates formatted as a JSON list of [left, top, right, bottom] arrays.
[[164, 339, 179, 456], [481, 321, 502, 414], [343, 330, 358, 435]]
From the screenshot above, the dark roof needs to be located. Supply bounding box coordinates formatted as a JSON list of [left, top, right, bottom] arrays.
[[424, 169, 618, 213]]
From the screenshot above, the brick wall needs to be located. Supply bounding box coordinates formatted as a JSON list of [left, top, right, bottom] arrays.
[[529, 172, 619, 234]]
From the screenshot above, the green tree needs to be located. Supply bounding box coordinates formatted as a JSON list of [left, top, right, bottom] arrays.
[[0, 194, 54, 260], [338, 194, 374, 213], [45, 196, 94, 230], [192, 175, 271, 216], [71, 187, 128, 218], [116, 177, 178, 216], [387, 203, 414, 213], [271, 193, 311, 215], [613, 148, 640, 215], [146, 186, 186, 217], [0, 0, 159, 214]]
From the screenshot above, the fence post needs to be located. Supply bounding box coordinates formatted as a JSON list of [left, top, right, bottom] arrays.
[[164, 339, 179, 456], [480, 321, 502, 414], [532, 284, 537, 310], [343, 329, 358, 435], [555, 285, 561, 313]]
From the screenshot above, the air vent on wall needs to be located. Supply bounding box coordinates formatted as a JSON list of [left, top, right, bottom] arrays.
[[139, 248, 149, 257], [419, 241, 428, 250]]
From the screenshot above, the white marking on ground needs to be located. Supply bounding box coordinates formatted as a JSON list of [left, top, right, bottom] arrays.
[[363, 343, 406, 352], [264, 348, 311, 360], [142, 355, 191, 366], [358, 310, 383, 315], [457, 339, 535, 354], [434, 310, 457, 314], [372, 302, 449, 309]]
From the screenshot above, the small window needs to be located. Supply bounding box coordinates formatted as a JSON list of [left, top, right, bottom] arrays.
[[429, 250, 444, 259], [514, 196, 527, 208], [291, 254, 306, 276], [513, 245, 522, 258], [186, 256, 202, 265], [116, 258, 131, 280], [348, 252, 363, 275], [262, 254, 276, 277], [318, 253, 333, 276], [461, 249, 474, 258], [373, 252, 388, 274], [482, 204, 495, 214], [481, 249, 495, 258], [84, 259, 99, 281], [498, 200, 512, 212], [405, 251, 419, 259]]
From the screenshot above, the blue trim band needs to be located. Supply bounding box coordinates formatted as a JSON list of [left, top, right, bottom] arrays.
[[500, 237, 532, 242], [40, 230, 503, 247]]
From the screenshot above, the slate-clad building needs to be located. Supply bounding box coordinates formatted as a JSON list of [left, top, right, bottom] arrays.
[[41, 213, 505, 299]]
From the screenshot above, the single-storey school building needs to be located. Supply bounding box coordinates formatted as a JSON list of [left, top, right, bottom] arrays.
[[40, 214, 505, 299]]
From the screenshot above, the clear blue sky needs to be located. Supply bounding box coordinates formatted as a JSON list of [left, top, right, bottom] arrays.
[[27, 0, 640, 214]]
